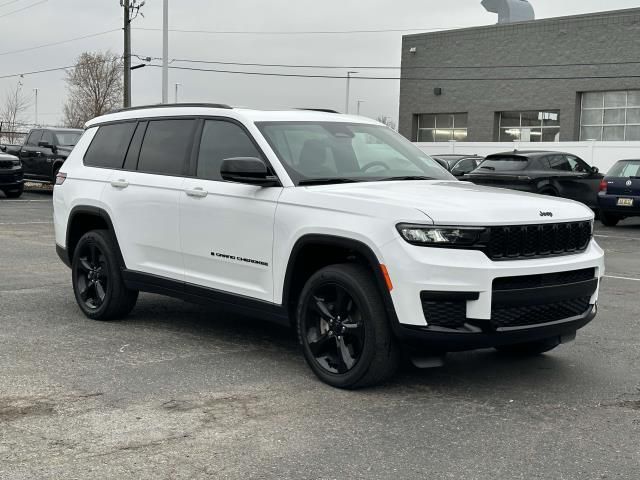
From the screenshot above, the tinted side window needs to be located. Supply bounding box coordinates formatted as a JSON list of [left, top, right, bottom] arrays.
[[547, 155, 572, 172], [41, 131, 55, 145], [137, 120, 194, 176], [26, 130, 43, 146], [452, 158, 476, 174], [84, 122, 137, 169], [197, 120, 263, 181]]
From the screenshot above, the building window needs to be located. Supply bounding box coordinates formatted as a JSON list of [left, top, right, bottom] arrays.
[[580, 90, 640, 141], [498, 111, 560, 142], [416, 113, 468, 142]]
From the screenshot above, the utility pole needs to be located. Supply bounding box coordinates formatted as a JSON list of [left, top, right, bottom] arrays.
[[357, 100, 365, 115], [345, 71, 358, 114], [123, 0, 131, 108], [33, 88, 38, 126], [162, 0, 169, 104], [174, 83, 181, 103]]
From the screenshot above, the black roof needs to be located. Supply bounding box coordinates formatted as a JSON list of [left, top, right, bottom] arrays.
[[488, 150, 570, 157]]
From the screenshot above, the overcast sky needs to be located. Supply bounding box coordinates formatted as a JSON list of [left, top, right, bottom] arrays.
[[1, 0, 639, 127]]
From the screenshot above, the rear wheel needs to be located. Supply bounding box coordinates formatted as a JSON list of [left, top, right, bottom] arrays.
[[600, 212, 620, 227], [297, 264, 400, 389], [72, 230, 138, 320], [495, 337, 561, 356]]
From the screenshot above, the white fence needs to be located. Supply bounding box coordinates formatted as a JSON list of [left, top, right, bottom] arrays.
[[415, 141, 640, 174]]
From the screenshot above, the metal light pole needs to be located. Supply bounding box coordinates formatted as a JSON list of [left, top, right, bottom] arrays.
[[123, 0, 131, 108], [174, 83, 181, 103], [161, 0, 169, 104], [357, 100, 365, 115], [345, 71, 358, 114], [33, 88, 38, 126]]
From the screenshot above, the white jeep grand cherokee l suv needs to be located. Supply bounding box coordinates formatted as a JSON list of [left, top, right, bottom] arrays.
[[53, 104, 605, 389]]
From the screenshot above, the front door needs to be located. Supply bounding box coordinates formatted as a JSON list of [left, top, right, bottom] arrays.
[[20, 130, 43, 180], [180, 119, 282, 302]]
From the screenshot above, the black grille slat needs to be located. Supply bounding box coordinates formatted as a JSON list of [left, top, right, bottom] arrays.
[[491, 297, 591, 328], [485, 221, 592, 261], [493, 268, 596, 291], [0, 160, 15, 169]]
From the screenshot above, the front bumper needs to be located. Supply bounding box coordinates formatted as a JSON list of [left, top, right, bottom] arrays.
[[380, 237, 604, 348], [0, 168, 23, 188]]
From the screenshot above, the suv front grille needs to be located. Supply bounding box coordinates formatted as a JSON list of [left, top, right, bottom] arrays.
[[491, 297, 591, 329], [0, 160, 15, 169], [485, 222, 592, 261]]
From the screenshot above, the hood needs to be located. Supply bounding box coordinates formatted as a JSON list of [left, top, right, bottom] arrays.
[[307, 180, 593, 225], [0, 152, 18, 161]]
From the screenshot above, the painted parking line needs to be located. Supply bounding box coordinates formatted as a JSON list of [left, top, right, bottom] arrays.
[[604, 274, 640, 282], [595, 234, 640, 241], [0, 199, 51, 203]]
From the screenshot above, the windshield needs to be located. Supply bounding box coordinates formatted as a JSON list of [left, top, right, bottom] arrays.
[[54, 131, 82, 146], [608, 160, 640, 177], [476, 156, 529, 172], [257, 122, 454, 185]]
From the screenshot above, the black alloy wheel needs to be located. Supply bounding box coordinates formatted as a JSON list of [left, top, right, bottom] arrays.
[[75, 242, 109, 310], [304, 283, 365, 374], [72, 230, 138, 320], [297, 264, 400, 389]]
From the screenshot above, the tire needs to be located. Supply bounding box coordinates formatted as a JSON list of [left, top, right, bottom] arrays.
[[3, 185, 23, 198], [296, 263, 400, 389], [72, 230, 138, 321], [600, 212, 620, 227], [495, 337, 561, 356]]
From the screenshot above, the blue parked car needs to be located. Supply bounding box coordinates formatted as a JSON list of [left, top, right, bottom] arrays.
[[598, 159, 640, 226]]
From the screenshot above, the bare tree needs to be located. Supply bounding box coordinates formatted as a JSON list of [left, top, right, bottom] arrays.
[[63, 51, 123, 128], [1, 82, 30, 143], [376, 115, 397, 131]]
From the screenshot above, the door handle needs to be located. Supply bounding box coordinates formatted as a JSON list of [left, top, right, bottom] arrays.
[[185, 187, 208, 198], [110, 179, 129, 189]]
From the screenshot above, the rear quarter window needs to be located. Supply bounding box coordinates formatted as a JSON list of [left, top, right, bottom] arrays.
[[477, 156, 529, 172], [84, 122, 137, 169]]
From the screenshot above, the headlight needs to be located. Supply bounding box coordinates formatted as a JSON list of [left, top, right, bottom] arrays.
[[12, 159, 21, 167], [397, 224, 486, 247]]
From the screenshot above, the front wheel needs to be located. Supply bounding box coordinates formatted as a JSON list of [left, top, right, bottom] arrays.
[[72, 230, 138, 320], [495, 337, 561, 356], [297, 264, 400, 389], [600, 212, 620, 227], [3, 185, 24, 198]]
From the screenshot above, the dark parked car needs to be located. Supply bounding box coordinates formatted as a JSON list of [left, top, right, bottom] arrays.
[[0, 152, 24, 198], [431, 154, 483, 178], [4, 128, 83, 184], [464, 150, 603, 209], [598, 159, 640, 226]]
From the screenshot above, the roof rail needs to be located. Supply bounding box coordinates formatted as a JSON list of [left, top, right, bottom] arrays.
[[296, 108, 341, 114], [117, 103, 233, 113]]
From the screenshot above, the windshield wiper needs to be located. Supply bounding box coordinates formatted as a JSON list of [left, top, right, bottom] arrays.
[[298, 178, 362, 186], [376, 176, 436, 182]]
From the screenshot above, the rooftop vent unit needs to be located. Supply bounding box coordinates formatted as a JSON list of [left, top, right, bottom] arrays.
[[481, 0, 535, 24]]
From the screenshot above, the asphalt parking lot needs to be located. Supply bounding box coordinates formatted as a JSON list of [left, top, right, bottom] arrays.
[[1, 188, 639, 480]]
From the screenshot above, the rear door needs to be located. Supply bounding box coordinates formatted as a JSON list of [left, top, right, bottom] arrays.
[[98, 119, 195, 281], [180, 118, 282, 301], [547, 154, 601, 207]]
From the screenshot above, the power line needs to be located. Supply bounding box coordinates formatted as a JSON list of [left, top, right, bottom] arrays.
[[0, 29, 120, 57], [0, 0, 47, 18], [147, 63, 640, 82], [133, 25, 464, 35], [0, 0, 26, 9], [150, 56, 640, 71], [0, 65, 73, 80]]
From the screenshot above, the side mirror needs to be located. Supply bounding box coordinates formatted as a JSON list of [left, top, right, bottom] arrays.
[[591, 166, 599, 174], [220, 157, 280, 187]]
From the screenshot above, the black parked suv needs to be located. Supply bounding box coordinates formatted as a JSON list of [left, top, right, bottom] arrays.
[[0, 152, 24, 198], [4, 128, 82, 184], [464, 150, 603, 209]]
